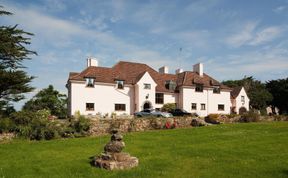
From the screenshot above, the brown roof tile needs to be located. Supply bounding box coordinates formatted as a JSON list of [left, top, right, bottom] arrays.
[[68, 61, 230, 92], [231, 86, 243, 98]]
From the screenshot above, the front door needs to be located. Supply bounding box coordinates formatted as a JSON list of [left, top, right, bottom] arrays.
[[143, 102, 151, 110]]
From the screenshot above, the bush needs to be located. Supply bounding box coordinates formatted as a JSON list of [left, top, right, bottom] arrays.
[[0, 118, 15, 133], [239, 111, 260, 123], [161, 103, 176, 112], [205, 114, 220, 124], [70, 116, 91, 135]]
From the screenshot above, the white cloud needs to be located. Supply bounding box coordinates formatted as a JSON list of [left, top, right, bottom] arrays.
[[226, 22, 285, 47], [226, 22, 258, 47], [273, 6, 286, 13], [249, 26, 283, 45]]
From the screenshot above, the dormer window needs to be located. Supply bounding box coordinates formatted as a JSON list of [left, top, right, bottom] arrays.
[[144, 83, 151, 89], [165, 80, 176, 91], [195, 84, 203, 92], [116, 80, 124, 89], [213, 86, 220, 94], [85, 77, 94, 87]]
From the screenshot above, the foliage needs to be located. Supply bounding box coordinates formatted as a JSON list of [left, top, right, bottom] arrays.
[[23, 85, 67, 118], [70, 116, 91, 135], [0, 6, 36, 113], [161, 103, 176, 112], [0, 117, 15, 133], [223, 76, 273, 110], [205, 114, 221, 124], [266, 78, 288, 114], [1, 122, 288, 177], [239, 110, 260, 123]]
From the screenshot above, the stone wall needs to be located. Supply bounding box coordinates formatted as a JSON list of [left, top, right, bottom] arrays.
[[88, 115, 288, 136], [0, 133, 15, 141], [88, 117, 197, 136]]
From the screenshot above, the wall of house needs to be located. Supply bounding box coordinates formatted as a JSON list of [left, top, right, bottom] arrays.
[[234, 88, 250, 114], [135, 72, 157, 111], [69, 82, 134, 116], [207, 89, 231, 115], [154, 93, 177, 109], [181, 87, 231, 117]]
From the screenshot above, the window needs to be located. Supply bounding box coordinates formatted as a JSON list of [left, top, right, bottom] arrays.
[[213, 86, 220, 93], [116, 80, 124, 89], [85, 78, 94, 87], [155, 93, 164, 104], [165, 80, 176, 91], [115, 104, 126, 111], [144, 83, 151, 89], [191, 103, 197, 110], [195, 84, 203, 92], [241, 96, 245, 102], [201, 103, 206, 110], [86, 103, 94, 111], [218, 104, 224, 111]]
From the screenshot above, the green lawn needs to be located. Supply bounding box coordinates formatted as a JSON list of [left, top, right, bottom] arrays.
[[0, 122, 288, 178]]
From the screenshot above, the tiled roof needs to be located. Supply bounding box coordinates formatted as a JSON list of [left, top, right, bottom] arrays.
[[68, 61, 230, 92], [231, 86, 243, 98]]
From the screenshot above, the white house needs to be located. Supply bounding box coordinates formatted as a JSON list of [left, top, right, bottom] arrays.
[[67, 58, 249, 117], [230, 87, 250, 114]]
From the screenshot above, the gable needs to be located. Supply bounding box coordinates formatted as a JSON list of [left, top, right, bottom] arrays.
[[136, 71, 157, 86]]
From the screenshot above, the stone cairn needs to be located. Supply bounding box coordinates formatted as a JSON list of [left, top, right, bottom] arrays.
[[91, 129, 139, 170]]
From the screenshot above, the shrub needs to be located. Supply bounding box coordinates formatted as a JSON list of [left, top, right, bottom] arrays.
[[205, 114, 220, 124], [161, 103, 176, 112], [0, 118, 15, 133], [239, 111, 260, 123], [70, 116, 91, 135]]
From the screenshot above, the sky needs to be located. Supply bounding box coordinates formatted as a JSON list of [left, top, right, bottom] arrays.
[[1, 0, 288, 109]]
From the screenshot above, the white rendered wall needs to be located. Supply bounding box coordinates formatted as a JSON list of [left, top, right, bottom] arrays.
[[181, 87, 231, 117], [135, 72, 157, 111], [155, 93, 177, 109], [207, 89, 231, 115], [70, 82, 134, 116], [235, 88, 250, 114]]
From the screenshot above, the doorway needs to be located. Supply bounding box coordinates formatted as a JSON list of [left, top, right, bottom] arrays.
[[143, 101, 151, 110]]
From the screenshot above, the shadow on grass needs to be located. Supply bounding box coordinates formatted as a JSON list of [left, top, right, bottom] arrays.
[[282, 169, 288, 176]]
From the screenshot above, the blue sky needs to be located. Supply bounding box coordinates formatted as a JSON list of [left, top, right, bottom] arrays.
[[1, 0, 288, 109]]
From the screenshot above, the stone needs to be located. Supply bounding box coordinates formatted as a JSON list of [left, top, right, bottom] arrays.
[[91, 129, 139, 170], [191, 118, 208, 127], [104, 141, 125, 153]]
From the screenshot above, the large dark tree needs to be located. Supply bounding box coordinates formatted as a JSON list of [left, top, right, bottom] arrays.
[[0, 6, 36, 115], [266, 78, 288, 114], [223, 76, 273, 110], [23, 85, 67, 118]]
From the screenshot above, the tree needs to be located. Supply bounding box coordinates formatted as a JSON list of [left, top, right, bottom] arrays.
[[0, 6, 36, 115], [266, 78, 288, 114], [23, 85, 67, 118], [223, 76, 272, 110]]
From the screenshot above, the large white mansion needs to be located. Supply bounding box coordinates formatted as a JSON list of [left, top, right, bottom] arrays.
[[67, 58, 249, 117]]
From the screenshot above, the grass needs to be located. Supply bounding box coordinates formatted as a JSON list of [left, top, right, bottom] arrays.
[[0, 122, 288, 178]]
